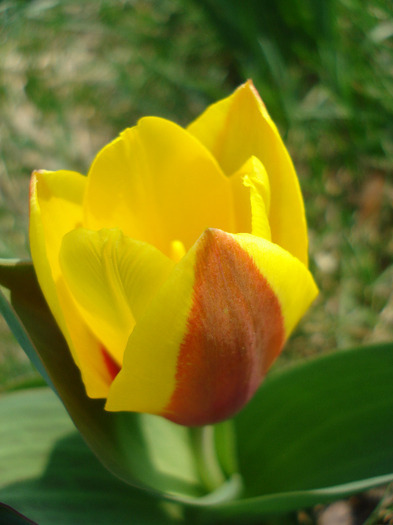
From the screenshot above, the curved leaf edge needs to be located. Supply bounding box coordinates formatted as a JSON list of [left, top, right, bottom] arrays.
[[0, 502, 38, 525], [188, 474, 393, 520], [0, 285, 55, 390]]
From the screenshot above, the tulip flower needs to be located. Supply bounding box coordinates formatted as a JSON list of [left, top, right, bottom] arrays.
[[29, 81, 318, 426]]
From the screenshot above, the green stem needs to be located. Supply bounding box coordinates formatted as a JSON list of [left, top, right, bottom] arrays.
[[214, 419, 238, 476], [190, 425, 226, 493]]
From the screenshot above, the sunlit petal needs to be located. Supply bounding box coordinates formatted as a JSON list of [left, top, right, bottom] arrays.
[[60, 227, 174, 365], [188, 80, 308, 265], [84, 117, 235, 258]]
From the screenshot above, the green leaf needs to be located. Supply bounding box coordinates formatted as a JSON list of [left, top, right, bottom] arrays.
[[0, 260, 54, 389], [0, 388, 179, 525], [199, 343, 393, 522], [0, 503, 37, 525], [0, 260, 204, 499]]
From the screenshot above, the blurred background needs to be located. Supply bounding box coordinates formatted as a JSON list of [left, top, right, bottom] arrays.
[[0, 0, 392, 519]]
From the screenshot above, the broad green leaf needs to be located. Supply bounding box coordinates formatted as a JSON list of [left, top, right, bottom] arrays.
[[196, 343, 393, 522], [0, 260, 204, 499], [237, 343, 393, 494], [0, 388, 179, 525], [0, 503, 37, 525]]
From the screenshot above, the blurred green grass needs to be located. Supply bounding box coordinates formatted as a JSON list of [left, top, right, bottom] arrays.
[[0, 0, 392, 405]]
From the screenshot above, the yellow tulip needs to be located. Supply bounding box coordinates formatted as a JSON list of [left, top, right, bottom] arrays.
[[29, 81, 318, 426]]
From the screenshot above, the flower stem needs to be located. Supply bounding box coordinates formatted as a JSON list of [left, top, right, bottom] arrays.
[[190, 425, 226, 493]]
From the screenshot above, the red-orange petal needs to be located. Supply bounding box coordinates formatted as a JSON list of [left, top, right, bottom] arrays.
[[163, 229, 285, 426]]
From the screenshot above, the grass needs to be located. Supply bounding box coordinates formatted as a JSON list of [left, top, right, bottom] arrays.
[[0, 0, 392, 520]]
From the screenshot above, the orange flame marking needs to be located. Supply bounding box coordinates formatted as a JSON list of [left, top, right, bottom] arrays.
[[164, 229, 285, 426]]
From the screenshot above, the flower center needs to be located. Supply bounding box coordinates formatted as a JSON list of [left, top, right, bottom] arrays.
[[171, 240, 186, 262]]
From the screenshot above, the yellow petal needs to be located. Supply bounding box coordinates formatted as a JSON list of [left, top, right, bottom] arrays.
[[234, 233, 318, 338], [229, 156, 271, 240], [29, 169, 86, 337], [59, 227, 174, 365], [187, 80, 308, 265], [105, 231, 198, 416], [164, 230, 317, 426], [105, 228, 317, 426], [29, 170, 114, 398], [57, 278, 120, 397], [84, 117, 235, 258]]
